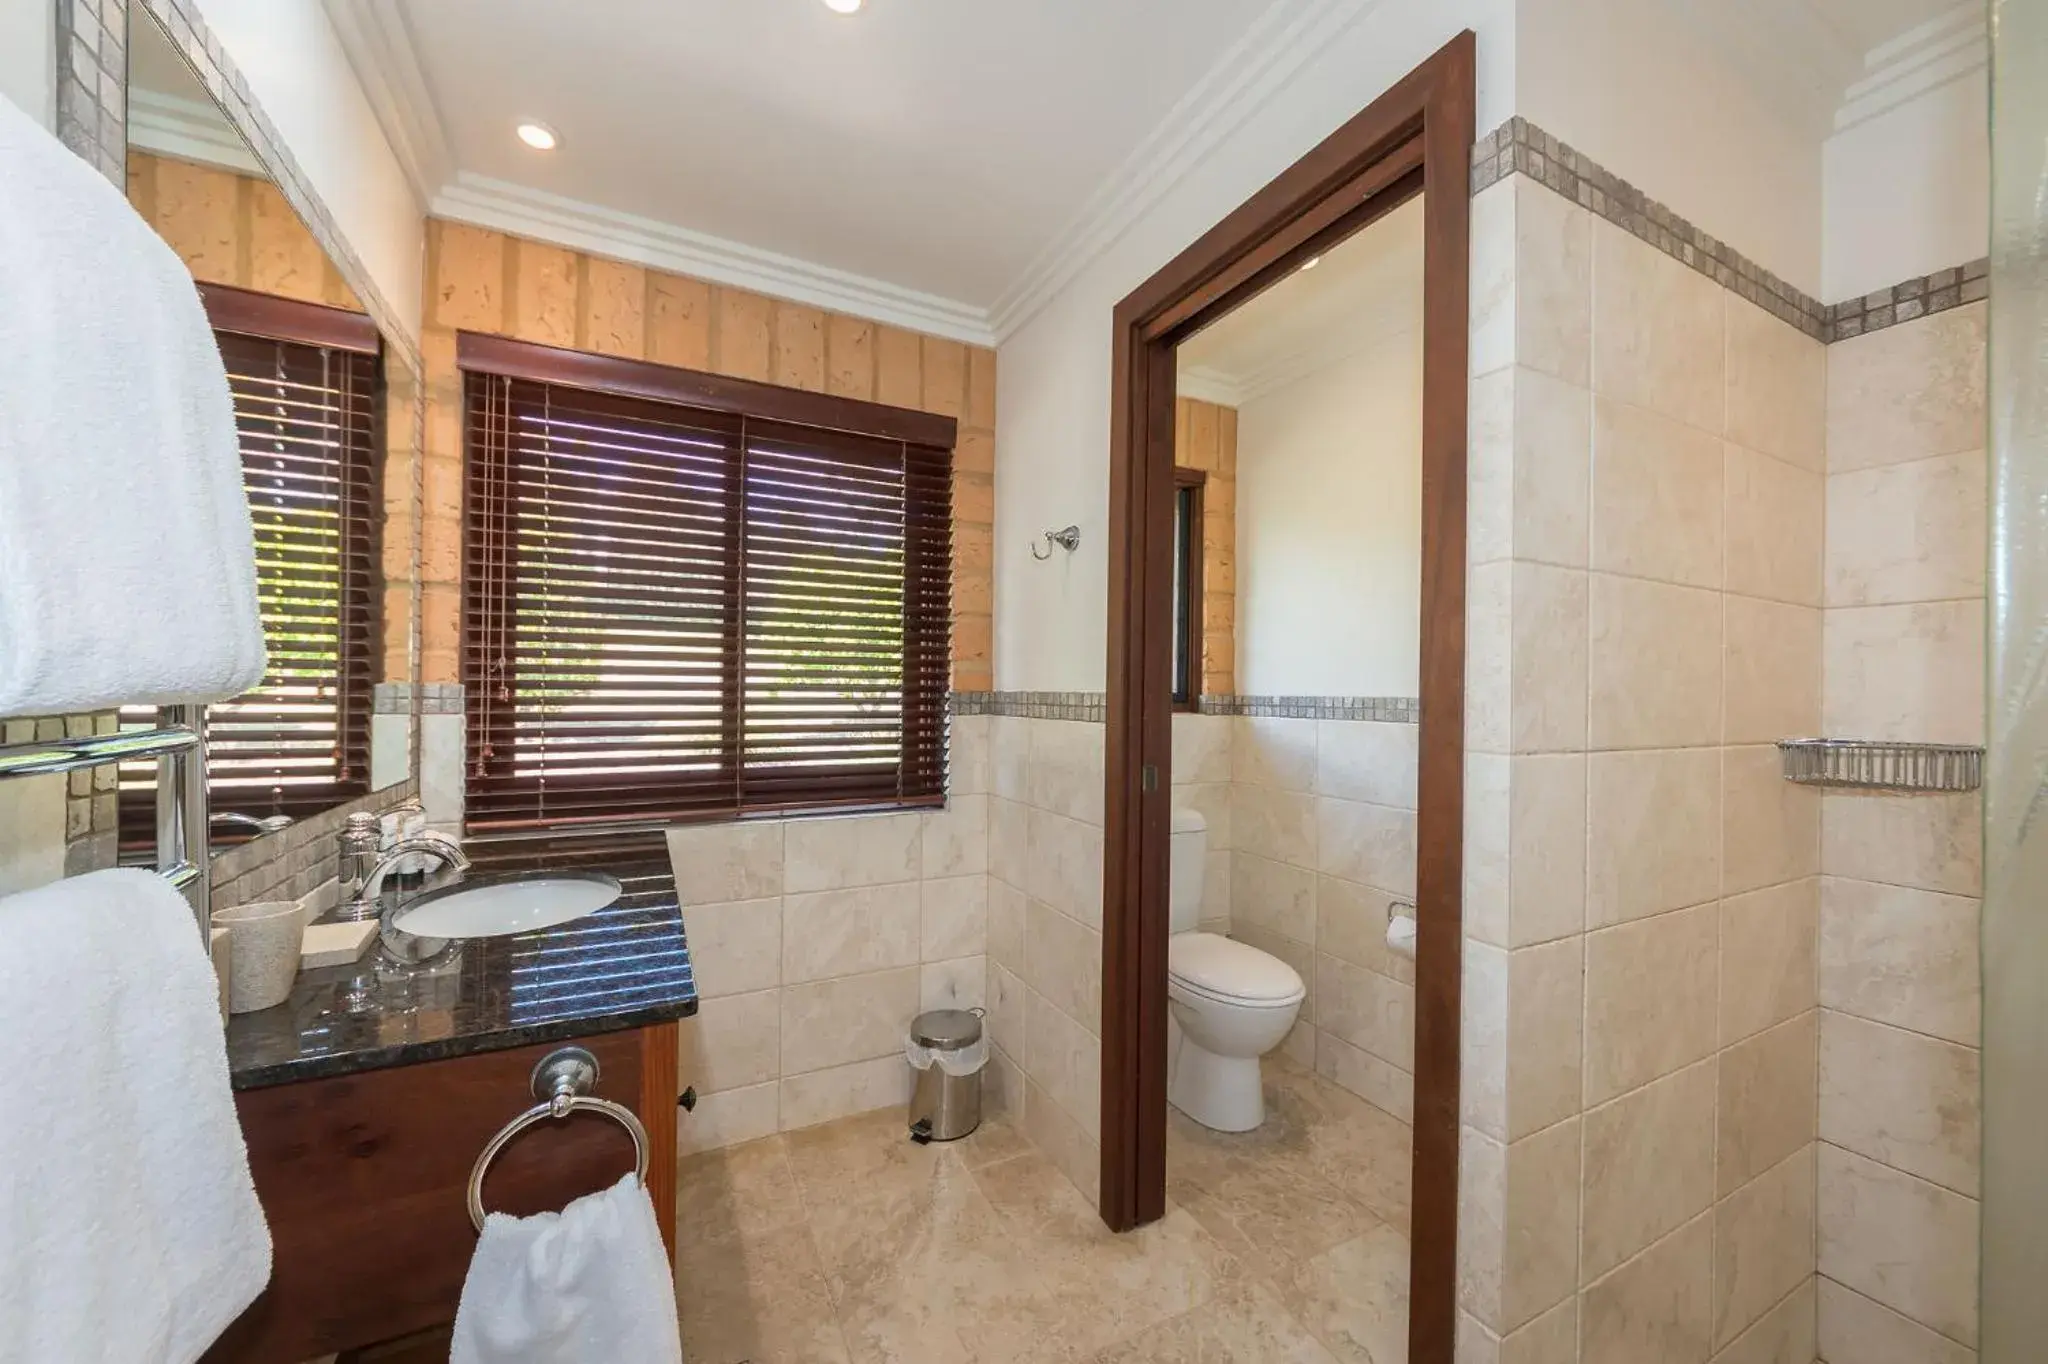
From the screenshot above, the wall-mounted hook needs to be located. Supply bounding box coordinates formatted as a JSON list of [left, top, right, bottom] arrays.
[[1030, 525, 1082, 560]]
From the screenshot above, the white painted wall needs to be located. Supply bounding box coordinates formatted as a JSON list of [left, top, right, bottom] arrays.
[[0, 0, 53, 128], [1823, 72, 1989, 301], [1236, 335, 1422, 695], [192, 0, 424, 343], [994, 0, 1515, 691], [1516, 0, 1823, 295]]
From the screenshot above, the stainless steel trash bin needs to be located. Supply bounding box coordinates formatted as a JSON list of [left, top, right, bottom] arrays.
[[906, 1007, 985, 1142]]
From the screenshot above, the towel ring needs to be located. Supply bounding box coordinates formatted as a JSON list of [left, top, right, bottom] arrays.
[[467, 1045, 650, 1232]]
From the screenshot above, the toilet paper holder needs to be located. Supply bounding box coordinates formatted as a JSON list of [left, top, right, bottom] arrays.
[[1386, 898, 1415, 926]]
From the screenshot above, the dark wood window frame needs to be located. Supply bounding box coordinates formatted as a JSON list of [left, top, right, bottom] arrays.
[[456, 333, 957, 834], [1099, 34, 1473, 1364], [122, 283, 384, 845], [1170, 467, 1206, 713]]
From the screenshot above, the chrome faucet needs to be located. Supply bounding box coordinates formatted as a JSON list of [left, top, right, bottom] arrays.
[[337, 829, 471, 922], [211, 811, 294, 835]]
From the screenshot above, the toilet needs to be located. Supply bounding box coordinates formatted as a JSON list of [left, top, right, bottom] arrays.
[[1166, 808, 1306, 1132]]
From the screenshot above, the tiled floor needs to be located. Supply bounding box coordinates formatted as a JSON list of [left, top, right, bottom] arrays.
[[673, 1056, 1413, 1363]]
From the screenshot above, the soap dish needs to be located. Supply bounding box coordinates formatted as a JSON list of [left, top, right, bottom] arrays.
[[301, 920, 378, 969]]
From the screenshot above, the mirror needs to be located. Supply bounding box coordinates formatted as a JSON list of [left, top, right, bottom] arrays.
[[119, 12, 422, 864]]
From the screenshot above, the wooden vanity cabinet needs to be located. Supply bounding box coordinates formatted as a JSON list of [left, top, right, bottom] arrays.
[[203, 1021, 679, 1364]]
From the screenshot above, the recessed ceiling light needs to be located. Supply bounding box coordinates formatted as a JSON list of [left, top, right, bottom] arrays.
[[516, 121, 559, 151], [823, 0, 863, 13], [1299, 256, 1321, 272]]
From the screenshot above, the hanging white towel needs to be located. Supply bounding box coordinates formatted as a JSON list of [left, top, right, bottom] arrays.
[[0, 92, 265, 717], [452, 1173, 682, 1364], [0, 868, 272, 1363]]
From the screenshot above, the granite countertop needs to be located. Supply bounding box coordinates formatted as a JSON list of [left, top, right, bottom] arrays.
[[224, 860, 697, 1090]]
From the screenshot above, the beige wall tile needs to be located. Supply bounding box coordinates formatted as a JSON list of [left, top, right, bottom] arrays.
[[1723, 744, 1821, 896], [1586, 748, 1721, 929], [1317, 1031, 1414, 1120], [1315, 719, 1420, 809], [1469, 754, 1589, 948], [778, 966, 920, 1074], [1720, 879, 1819, 1044], [920, 956, 985, 1011], [1023, 1076, 1101, 1208], [1819, 1010, 1980, 1197], [1591, 397, 1724, 588], [1718, 1012, 1818, 1196], [1725, 445, 1824, 607], [922, 797, 989, 878], [680, 988, 783, 1094], [1234, 784, 1318, 870], [920, 874, 988, 962], [1826, 303, 1987, 474], [1460, 1123, 1508, 1328], [1175, 782, 1232, 855], [1504, 1116, 1582, 1330], [985, 961, 1026, 1059], [1171, 712, 1234, 785], [1233, 716, 1319, 790], [1727, 295, 1826, 473], [1504, 562, 1590, 754], [1509, 937, 1585, 1141], [1816, 1277, 1975, 1364], [1232, 854, 1315, 945], [1588, 574, 1722, 749], [1469, 178, 1517, 381], [783, 811, 922, 893], [1580, 1213, 1714, 1364], [680, 1080, 780, 1154], [1316, 797, 1417, 897], [1823, 601, 1985, 747], [1464, 940, 1511, 1139], [779, 1054, 912, 1131], [1581, 1060, 1717, 1284], [1483, 173, 1594, 387], [1025, 897, 1102, 1030], [1024, 807, 1105, 928], [1501, 1299, 1579, 1364], [1826, 452, 1986, 608], [989, 795, 1029, 888], [667, 823, 784, 906], [1584, 903, 1719, 1103], [1026, 718, 1107, 824], [987, 878, 1026, 975], [1820, 790, 1982, 898], [949, 715, 991, 797], [1818, 877, 1979, 1045], [1317, 874, 1417, 983], [1712, 1275, 1816, 1364], [1712, 1149, 1816, 1349], [682, 897, 783, 999], [1817, 1143, 1979, 1347], [1592, 219, 1725, 432], [1315, 952, 1415, 1068], [781, 884, 920, 984], [1469, 366, 1593, 568], [1724, 596, 1822, 745], [1026, 989, 1101, 1139]]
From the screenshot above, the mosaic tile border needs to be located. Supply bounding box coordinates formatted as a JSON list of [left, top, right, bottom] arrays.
[[1829, 259, 1989, 339], [951, 691, 1107, 723], [1198, 695, 1419, 722], [1474, 117, 1989, 345], [54, 0, 126, 183]]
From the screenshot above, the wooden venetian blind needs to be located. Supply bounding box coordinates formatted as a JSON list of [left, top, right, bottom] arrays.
[[459, 336, 954, 831], [122, 286, 383, 840]]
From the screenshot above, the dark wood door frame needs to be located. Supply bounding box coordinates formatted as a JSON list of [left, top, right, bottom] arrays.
[[1097, 31, 1474, 1364]]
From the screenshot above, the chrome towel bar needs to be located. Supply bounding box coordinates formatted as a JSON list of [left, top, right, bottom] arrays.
[[467, 1045, 650, 1231]]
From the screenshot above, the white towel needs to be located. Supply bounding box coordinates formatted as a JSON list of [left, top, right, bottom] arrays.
[[452, 1174, 682, 1364], [0, 868, 272, 1363], [0, 93, 265, 717]]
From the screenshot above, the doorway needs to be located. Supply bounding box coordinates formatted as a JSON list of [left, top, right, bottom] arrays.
[[1096, 32, 1474, 1364]]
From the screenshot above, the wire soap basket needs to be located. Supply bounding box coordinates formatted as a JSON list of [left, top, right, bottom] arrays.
[[1777, 739, 1983, 793]]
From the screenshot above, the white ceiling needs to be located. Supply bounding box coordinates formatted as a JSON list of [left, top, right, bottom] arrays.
[[1177, 197, 1423, 408]]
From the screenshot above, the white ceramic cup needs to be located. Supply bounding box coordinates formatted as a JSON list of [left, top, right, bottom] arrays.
[[210, 901, 306, 1014]]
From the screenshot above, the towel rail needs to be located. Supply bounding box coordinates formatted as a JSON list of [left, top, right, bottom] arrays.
[[0, 703, 210, 925]]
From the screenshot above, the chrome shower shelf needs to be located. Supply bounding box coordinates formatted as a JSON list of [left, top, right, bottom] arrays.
[[1777, 738, 1983, 793]]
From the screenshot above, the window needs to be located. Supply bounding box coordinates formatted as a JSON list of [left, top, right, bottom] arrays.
[[1172, 468, 1206, 710], [121, 285, 383, 842], [458, 334, 955, 832]]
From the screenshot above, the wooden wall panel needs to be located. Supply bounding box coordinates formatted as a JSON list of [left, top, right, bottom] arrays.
[[1174, 396, 1237, 696]]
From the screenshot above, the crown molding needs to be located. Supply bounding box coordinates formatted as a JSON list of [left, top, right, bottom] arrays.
[[1176, 366, 1245, 408], [129, 89, 266, 177], [986, 0, 1386, 343], [432, 174, 997, 347], [1194, 320, 1417, 410], [321, 0, 449, 206], [1835, 2, 1986, 132]]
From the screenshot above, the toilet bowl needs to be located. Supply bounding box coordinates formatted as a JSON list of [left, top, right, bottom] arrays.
[[1165, 808, 1306, 1132]]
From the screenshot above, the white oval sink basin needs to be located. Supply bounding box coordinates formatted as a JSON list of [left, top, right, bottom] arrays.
[[391, 873, 621, 939]]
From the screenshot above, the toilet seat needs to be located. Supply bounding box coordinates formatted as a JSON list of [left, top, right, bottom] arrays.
[[1167, 932, 1305, 1009]]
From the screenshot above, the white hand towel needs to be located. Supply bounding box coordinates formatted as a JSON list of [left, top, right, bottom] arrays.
[[0, 868, 272, 1363], [0, 92, 266, 717], [452, 1173, 682, 1364]]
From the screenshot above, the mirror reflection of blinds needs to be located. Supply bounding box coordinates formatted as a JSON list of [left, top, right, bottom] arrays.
[[121, 326, 382, 841], [462, 373, 952, 831]]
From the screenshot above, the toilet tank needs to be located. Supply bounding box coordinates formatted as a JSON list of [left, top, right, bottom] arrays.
[[1169, 808, 1209, 934]]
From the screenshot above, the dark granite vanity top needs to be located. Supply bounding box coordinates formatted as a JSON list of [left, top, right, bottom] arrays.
[[224, 861, 697, 1090]]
